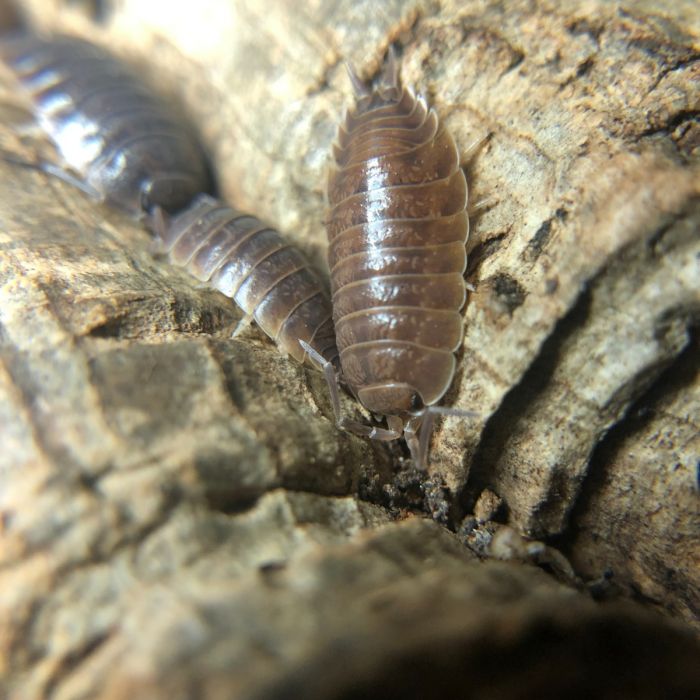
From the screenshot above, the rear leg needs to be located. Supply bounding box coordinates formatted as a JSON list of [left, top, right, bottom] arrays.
[[462, 133, 491, 163], [463, 133, 497, 216]]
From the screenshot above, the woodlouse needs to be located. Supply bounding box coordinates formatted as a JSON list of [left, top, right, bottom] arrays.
[[2, 34, 337, 371], [306, 50, 478, 466], [152, 194, 339, 368], [0, 34, 211, 216]]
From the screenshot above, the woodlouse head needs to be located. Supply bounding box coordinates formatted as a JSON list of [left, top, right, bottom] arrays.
[[358, 382, 423, 416]]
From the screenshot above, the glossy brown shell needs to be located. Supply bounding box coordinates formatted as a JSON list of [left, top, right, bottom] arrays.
[[0, 35, 211, 215], [327, 66, 468, 416], [158, 195, 338, 367]]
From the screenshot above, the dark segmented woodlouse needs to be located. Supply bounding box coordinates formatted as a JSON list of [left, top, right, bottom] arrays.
[[0, 34, 211, 215], [152, 194, 339, 368], [305, 49, 479, 466], [2, 34, 336, 371]]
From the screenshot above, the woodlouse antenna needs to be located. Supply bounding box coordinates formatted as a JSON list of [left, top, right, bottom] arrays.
[[299, 339, 400, 441], [0, 148, 104, 201]]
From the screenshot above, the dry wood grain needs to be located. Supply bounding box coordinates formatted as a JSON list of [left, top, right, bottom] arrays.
[[1, 0, 699, 697]]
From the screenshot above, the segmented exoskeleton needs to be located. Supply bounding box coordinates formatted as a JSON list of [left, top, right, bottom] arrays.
[[308, 49, 476, 466], [1, 34, 337, 370], [152, 195, 338, 368], [0, 34, 211, 215]]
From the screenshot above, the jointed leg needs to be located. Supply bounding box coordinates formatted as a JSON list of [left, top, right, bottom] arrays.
[[468, 196, 497, 216], [299, 340, 400, 441], [231, 314, 254, 338], [462, 133, 491, 163]]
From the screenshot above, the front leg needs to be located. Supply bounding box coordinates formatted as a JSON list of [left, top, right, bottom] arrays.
[[299, 339, 400, 441]]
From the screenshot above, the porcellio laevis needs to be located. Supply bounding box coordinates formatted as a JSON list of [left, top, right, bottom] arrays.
[[0, 34, 211, 215], [307, 50, 479, 466], [152, 194, 339, 368]]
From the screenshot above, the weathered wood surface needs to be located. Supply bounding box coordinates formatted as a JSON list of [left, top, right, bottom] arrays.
[[1, 0, 699, 697]]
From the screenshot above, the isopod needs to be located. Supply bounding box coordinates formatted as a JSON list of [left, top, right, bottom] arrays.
[[305, 49, 478, 466], [152, 194, 339, 368], [0, 34, 211, 215], [2, 34, 337, 372]]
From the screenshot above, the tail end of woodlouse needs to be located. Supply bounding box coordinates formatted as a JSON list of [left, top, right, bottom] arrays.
[[344, 46, 403, 106], [378, 45, 401, 98], [345, 61, 370, 99]]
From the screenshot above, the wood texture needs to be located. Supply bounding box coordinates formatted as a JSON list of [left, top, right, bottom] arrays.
[[1, 0, 699, 697]]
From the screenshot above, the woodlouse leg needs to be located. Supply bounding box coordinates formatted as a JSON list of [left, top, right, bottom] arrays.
[[299, 340, 400, 441], [468, 196, 498, 216], [145, 206, 169, 254], [299, 339, 344, 413], [345, 420, 401, 441], [463, 134, 496, 217], [462, 133, 491, 163], [404, 415, 425, 469], [231, 315, 254, 338]]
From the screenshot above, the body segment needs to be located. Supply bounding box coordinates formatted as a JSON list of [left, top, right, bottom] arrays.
[[155, 195, 338, 368]]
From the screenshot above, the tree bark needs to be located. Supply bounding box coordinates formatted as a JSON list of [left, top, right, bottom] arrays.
[[1, 0, 699, 698]]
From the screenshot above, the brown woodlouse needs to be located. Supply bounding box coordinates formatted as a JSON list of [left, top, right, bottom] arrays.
[[303, 50, 479, 467], [0, 34, 211, 216], [152, 195, 339, 368]]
